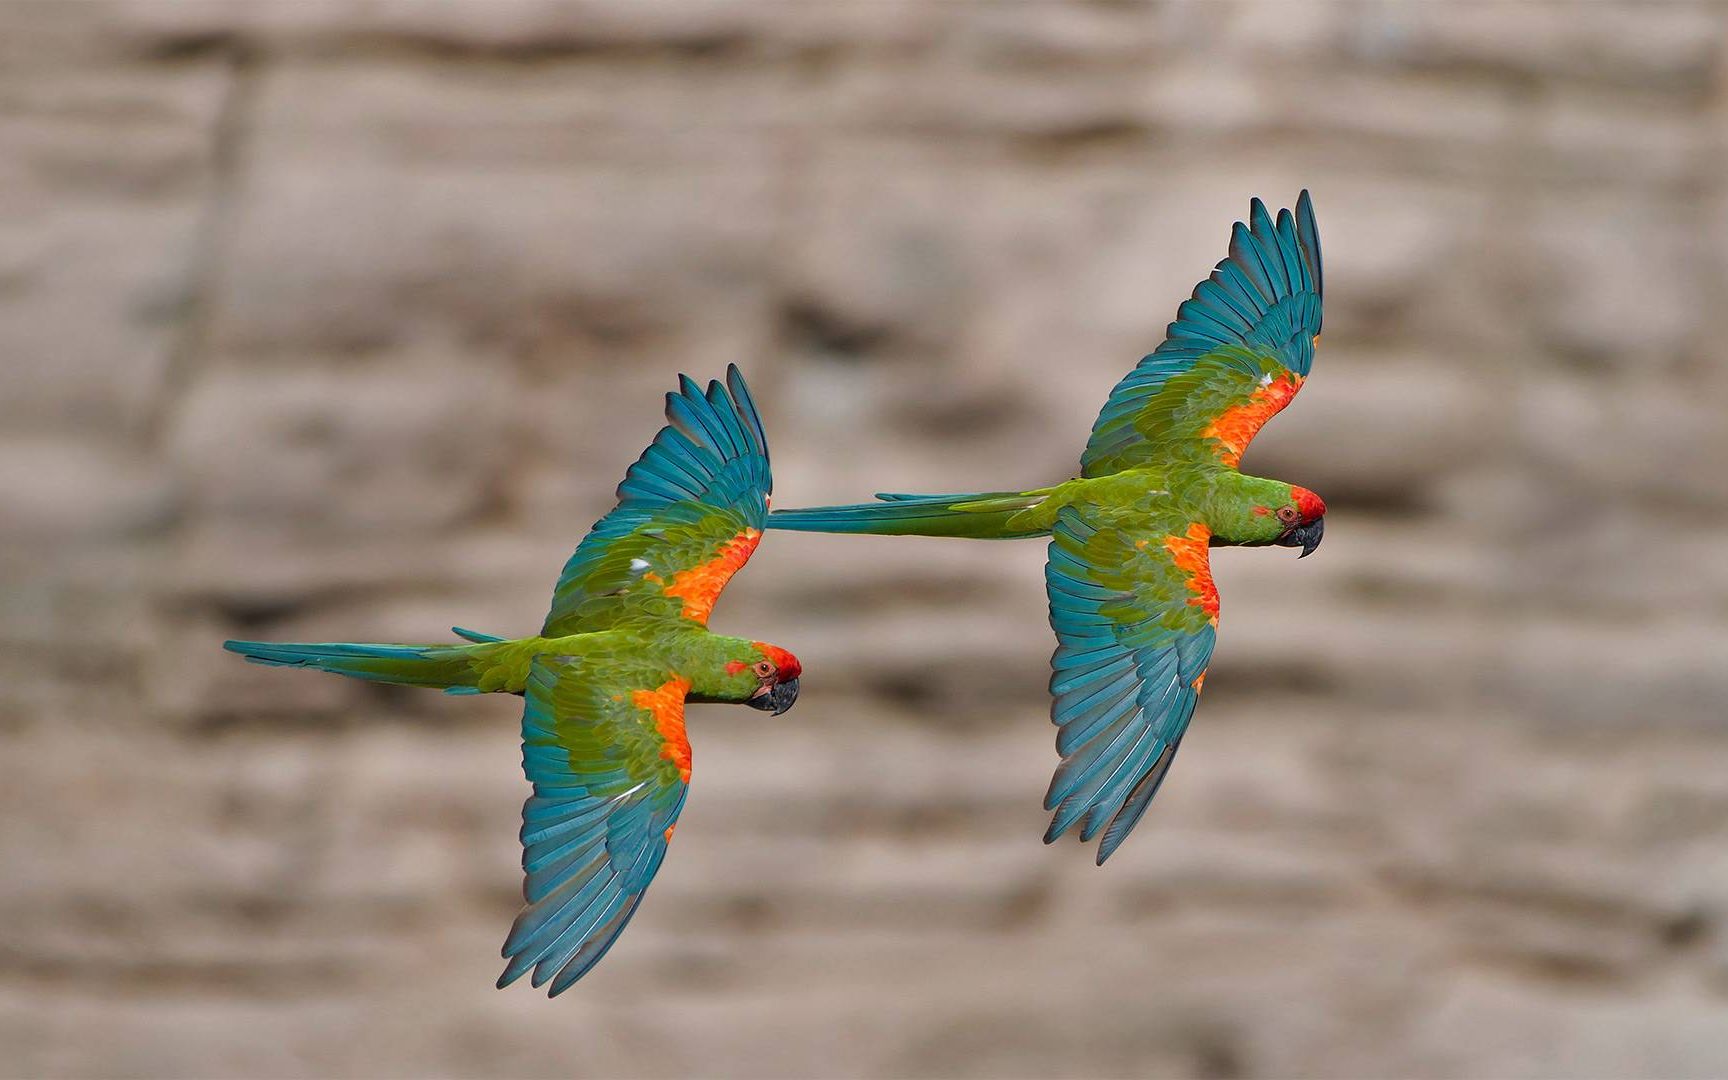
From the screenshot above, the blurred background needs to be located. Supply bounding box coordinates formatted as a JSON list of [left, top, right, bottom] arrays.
[[5, 2, 1728, 1077]]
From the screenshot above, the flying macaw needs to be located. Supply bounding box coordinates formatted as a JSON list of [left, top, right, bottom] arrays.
[[770, 193, 1326, 864], [225, 366, 800, 995]]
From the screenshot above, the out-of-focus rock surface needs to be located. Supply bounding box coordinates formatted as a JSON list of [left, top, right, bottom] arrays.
[[5, 3, 1728, 1076]]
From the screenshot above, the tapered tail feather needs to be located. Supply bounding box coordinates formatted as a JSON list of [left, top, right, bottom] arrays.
[[222, 639, 488, 692], [767, 490, 1048, 539]]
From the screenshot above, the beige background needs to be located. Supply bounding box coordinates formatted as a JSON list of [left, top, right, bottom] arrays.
[[6, 2, 1728, 1077]]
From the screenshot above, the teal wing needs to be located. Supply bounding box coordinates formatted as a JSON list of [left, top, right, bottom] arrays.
[[497, 655, 692, 995], [1082, 191, 1322, 477], [543, 365, 771, 635], [1043, 504, 1219, 863]]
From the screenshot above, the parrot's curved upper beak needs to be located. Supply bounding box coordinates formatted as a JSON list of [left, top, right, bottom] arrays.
[[747, 678, 800, 716], [1276, 516, 1324, 558]]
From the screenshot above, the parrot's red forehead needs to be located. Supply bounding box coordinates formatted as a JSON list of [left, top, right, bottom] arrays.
[[754, 643, 802, 681], [1291, 485, 1326, 523]]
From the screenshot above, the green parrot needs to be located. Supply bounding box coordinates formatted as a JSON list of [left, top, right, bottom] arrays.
[[225, 366, 801, 995], [770, 192, 1327, 864]]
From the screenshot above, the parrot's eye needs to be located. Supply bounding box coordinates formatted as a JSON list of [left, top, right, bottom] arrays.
[[753, 660, 775, 678], [1275, 505, 1300, 525]]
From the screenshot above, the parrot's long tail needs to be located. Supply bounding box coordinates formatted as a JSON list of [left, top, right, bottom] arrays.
[[767, 490, 1050, 539], [222, 637, 495, 693]]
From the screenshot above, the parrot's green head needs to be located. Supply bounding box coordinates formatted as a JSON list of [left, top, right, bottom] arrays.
[[715, 640, 802, 715], [1228, 481, 1326, 556]]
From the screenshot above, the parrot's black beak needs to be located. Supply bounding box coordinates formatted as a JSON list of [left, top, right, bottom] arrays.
[[748, 678, 799, 716], [1276, 517, 1325, 558]]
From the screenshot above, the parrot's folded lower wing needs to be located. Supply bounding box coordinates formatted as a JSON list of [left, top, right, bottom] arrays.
[[498, 656, 691, 996], [1043, 505, 1218, 864]]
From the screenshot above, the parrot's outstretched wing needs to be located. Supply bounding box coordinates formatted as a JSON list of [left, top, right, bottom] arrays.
[[1043, 504, 1219, 864], [497, 655, 692, 995], [543, 365, 771, 636], [1082, 191, 1322, 478]]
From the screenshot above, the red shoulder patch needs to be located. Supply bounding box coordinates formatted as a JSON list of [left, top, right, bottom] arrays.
[[662, 528, 762, 625], [1162, 523, 1220, 624], [1203, 373, 1304, 468], [632, 677, 693, 783]]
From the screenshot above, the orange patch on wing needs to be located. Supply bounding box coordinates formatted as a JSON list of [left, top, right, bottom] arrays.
[[664, 823, 676, 842], [1203, 373, 1304, 468], [661, 528, 762, 624], [632, 677, 693, 783], [1163, 523, 1220, 624], [1192, 671, 1207, 693]]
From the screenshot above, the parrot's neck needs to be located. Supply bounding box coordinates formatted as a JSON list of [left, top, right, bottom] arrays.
[[1190, 471, 1299, 546], [673, 633, 767, 704]]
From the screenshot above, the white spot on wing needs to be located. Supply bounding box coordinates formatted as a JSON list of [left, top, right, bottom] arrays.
[[1259, 373, 1273, 387], [629, 558, 650, 572]]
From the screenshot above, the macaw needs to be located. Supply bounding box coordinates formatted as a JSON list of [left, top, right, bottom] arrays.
[[225, 366, 800, 995], [770, 193, 1326, 864]]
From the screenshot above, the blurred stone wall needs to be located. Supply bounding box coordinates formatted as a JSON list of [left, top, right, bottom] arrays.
[[5, 2, 1728, 1077]]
